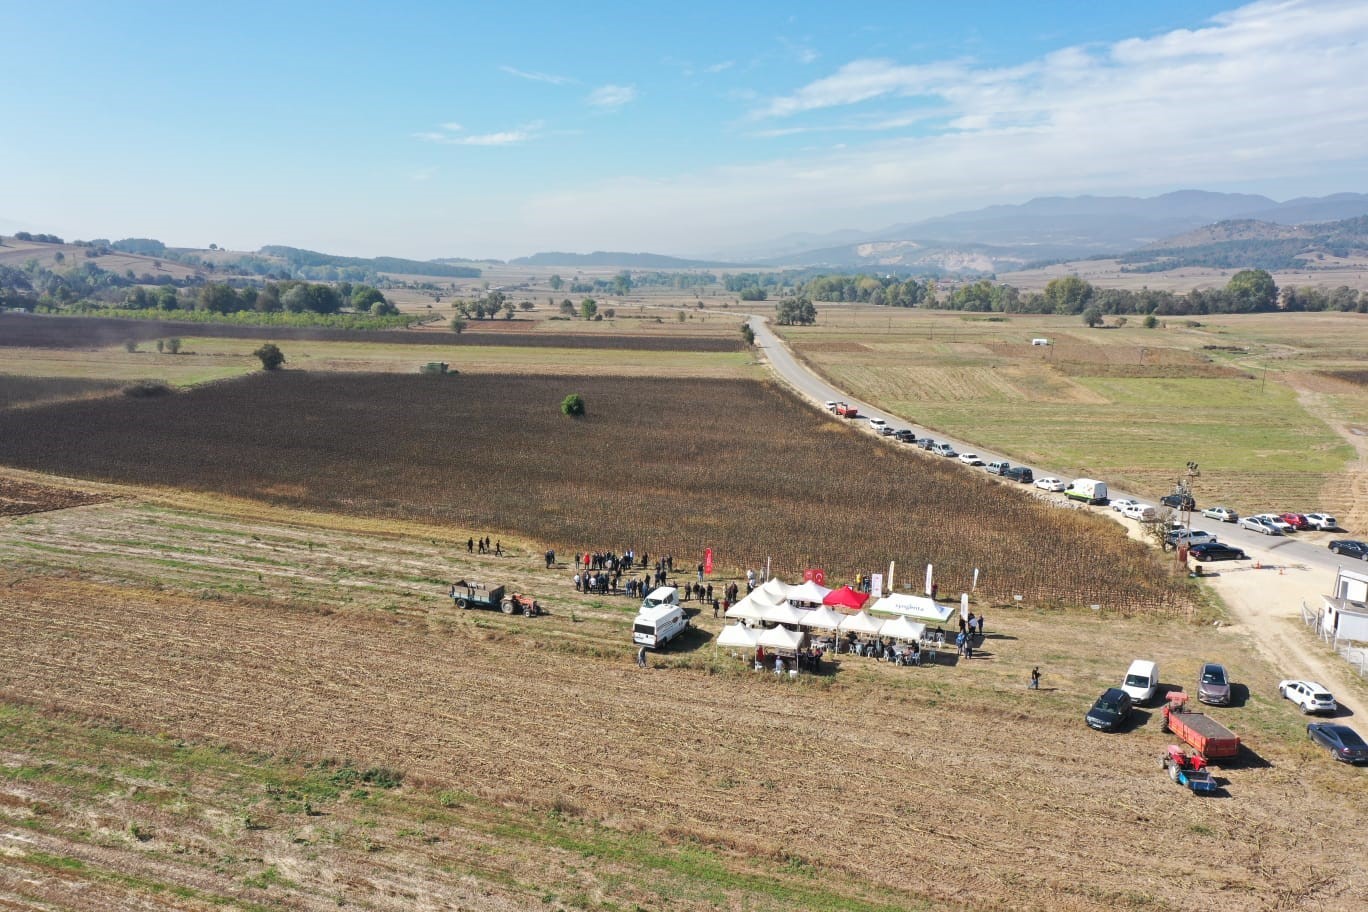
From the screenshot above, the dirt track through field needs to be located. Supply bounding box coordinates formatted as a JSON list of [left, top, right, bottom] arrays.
[[2, 571, 1365, 912]]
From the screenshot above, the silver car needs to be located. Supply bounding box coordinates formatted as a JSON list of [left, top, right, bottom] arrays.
[[1197, 662, 1231, 705]]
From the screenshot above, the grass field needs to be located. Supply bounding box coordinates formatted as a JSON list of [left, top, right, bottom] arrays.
[[0, 372, 1190, 613], [777, 308, 1363, 521], [1, 494, 1365, 912]]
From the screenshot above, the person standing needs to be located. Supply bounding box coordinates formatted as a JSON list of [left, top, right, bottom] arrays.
[[1030, 667, 1041, 689], [636, 645, 648, 669], [467, 537, 474, 553], [712, 598, 720, 618]]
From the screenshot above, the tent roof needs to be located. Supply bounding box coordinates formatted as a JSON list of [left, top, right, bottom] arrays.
[[879, 616, 927, 641], [867, 592, 956, 623], [823, 585, 870, 609], [761, 601, 809, 626], [838, 611, 885, 635], [716, 623, 760, 648], [756, 625, 805, 650], [758, 577, 792, 601], [787, 579, 833, 603], [724, 594, 769, 621], [798, 605, 845, 630]]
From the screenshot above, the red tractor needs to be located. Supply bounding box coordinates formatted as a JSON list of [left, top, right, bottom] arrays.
[[1161, 745, 1217, 795]]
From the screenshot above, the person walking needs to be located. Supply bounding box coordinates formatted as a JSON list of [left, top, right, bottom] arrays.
[[467, 537, 474, 553], [1030, 667, 1041, 689], [636, 645, 648, 669], [712, 598, 720, 618]]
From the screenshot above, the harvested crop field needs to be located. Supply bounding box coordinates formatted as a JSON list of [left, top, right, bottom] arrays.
[[0, 314, 742, 352], [0, 372, 1190, 612], [0, 560, 1364, 912], [0, 476, 110, 516], [0, 374, 122, 409]]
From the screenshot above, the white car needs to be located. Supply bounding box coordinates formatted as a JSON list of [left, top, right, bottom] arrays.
[[1202, 506, 1238, 523], [1279, 679, 1337, 715], [1110, 498, 1140, 513], [958, 452, 985, 466], [1035, 477, 1067, 492], [1255, 513, 1295, 533], [868, 417, 887, 431], [824, 400, 838, 411], [1120, 503, 1157, 522], [1304, 512, 1338, 531]]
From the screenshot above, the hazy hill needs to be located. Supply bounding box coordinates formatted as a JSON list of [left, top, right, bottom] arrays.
[[722, 190, 1368, 274], [508, 251, 736, 268], [1118, 214, 1368, 272], [258, 246, 480, 278]]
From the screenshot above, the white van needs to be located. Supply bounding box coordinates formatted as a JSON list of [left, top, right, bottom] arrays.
[[1065, 478, 1109, 505], [633, 587, 688, 649], [1031, 338, 1050, 346], [1121, 659, 1160, 704]]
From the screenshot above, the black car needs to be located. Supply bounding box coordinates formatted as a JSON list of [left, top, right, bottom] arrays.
[[894, 429, 918, 443], [1187, 542, 1248, 562], [1160, 492, 1196, 511], [1003, 466, 1034, 484], [1307, 723, 1368, 764], [1328, 540, 1368, 560], [918, 437, 936, 450], [1085, 687, 1133, 732]]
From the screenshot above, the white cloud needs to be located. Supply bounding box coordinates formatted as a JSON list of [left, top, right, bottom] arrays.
[[440, 122, 463, 132], [515, 0, 1368, 252], [704, 61, 735, 74], [500, 65, 574, 85], [586, 84, 639, 108], [414, 121, 544, 146]]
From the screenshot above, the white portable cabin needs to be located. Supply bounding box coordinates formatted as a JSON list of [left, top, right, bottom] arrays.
[[1322, 567, 1368, 645]]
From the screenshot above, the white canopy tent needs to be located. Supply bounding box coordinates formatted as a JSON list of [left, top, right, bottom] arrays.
[[758, 577, 793, 602], [838, 611, 885, 636], [756, 625, 806, 651], [760, 600, 809, 627], [724, 595, 769, 622], [878, 616, 926, 642], [716, 623, 760, 648], [798, 605, 844, 631], [868, 592, 956, 624], [787, 579, 833, 604]]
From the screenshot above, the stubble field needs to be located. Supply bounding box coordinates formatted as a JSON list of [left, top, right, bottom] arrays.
[[1, 495, 1364, 912]]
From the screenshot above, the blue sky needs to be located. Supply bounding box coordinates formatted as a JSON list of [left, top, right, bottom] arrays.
[[3, 0, 1367, 259]]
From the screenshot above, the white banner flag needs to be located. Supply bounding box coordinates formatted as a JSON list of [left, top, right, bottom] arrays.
[[870, 573, 884, 598], [888, 560, 895, 592], [961, 592, 970, 621], [972, 567, 980, 591], [925, 563, 933, 596]]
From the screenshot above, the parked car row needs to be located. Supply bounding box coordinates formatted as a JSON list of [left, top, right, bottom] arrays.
[[1087, 663, 1365, 767]]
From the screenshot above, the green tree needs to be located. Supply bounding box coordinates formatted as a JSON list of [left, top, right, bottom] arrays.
[[451, 317, 467, 334], [519, 300, 535, 311], [1082, 306, 1104, 327], [1143, 313, 1159, 329], [560, 393, 585, 417], [580, 298, 598, 320], [253, 343, 285, 371], [741, 323, 755, 345], [613, 271, 632, 295], [1044, 276, 1094, 315], [602, 307, 615, 319], [549, 274, 563, 291], [559, 299, 575, 317], [351, 285, 386, 310], [1225, 269, 1277, 312], [199, 283, 241, 314], [775, 298, 816, 325], [166, 338, 182, 354], [503, 302, 515, 320]]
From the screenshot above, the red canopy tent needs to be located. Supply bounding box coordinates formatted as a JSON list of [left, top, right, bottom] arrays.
[[823, 585, 869, 610]]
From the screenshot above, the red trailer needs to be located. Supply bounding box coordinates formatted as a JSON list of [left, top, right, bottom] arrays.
[[1160, 693, 1240, 761], [834, 403, 860, 418]]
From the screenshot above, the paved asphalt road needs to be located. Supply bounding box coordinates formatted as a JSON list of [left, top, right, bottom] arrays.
[[747, 315, 1357, 581]]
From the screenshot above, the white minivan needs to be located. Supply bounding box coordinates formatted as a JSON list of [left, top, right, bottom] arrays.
[[633, 587, 688, 649], [1121, 659, 1160, 704]]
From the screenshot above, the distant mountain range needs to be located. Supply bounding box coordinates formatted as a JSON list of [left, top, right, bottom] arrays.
[[507, 251, 736, 268], [1116, 214, 1368, 273], [712, 191, 1368, 274]]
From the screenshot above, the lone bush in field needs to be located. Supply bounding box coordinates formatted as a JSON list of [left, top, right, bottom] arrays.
[[561, 393, 585, 417], [253, 343, 285, 371]]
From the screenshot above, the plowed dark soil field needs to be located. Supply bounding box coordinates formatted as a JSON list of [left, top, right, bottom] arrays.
[[0, 371, 1190, 612]]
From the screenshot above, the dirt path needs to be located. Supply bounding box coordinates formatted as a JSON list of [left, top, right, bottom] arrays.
[[1285, 372, 1368, 533]]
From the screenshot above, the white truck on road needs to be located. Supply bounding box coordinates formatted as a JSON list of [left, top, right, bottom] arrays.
[[1065, 478, 1109, 505]]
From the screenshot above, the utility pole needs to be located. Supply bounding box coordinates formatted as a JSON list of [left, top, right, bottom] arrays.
[[1175, 461, 1200, 568]]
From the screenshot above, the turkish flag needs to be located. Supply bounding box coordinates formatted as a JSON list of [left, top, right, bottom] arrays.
[[704, 548, 713, 574]]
